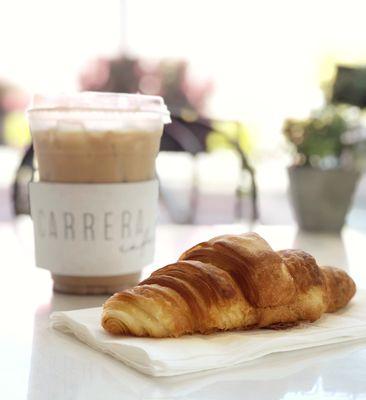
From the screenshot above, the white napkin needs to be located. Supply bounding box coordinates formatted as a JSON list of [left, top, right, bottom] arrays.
[[50, 290, 366, 377]]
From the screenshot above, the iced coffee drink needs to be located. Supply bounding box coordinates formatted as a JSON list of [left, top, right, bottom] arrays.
[[33, 130, 161, 183], [28, 92, 170, 294]]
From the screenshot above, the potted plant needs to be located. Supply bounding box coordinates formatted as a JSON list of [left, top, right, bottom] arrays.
[[283, 106, 361, 232]]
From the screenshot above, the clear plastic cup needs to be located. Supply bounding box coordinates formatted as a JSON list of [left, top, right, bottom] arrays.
[[28, 92, 170, 294]]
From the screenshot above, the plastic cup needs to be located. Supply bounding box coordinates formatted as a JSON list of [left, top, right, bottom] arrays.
[[28, 92, 170, 294]]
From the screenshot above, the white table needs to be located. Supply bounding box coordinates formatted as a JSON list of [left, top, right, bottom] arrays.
[[1, 217, 366, 400]]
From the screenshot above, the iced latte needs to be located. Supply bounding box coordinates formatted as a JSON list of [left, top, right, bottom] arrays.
[[28, 92, 170, 294]]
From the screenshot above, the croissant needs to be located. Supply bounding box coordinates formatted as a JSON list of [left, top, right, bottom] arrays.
[[102, 232, 356, 337]]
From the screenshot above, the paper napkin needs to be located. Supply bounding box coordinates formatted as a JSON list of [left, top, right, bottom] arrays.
[[50, 291, 366, 377]]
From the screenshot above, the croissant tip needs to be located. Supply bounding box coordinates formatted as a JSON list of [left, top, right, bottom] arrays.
[[102, 314, 128, 335]]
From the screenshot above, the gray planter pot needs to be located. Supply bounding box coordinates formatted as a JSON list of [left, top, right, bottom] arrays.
[[288, 166, 360, 232]]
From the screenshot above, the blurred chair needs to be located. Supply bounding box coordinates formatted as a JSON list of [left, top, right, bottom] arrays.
[[159, 115, 258, 224], [12, 144, 33, 216], [332, 65, 366, 107]]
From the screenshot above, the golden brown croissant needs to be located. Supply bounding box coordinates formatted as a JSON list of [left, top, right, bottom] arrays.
[[102, 232, 356, 337]]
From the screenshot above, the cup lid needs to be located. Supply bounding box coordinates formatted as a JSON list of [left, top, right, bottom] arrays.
[[28, 92, 171, 123]]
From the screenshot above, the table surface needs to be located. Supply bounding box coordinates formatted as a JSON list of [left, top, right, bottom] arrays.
[[1, 217, 366, 400]]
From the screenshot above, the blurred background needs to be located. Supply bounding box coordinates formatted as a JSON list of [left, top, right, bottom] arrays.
[[1, 0, 366, 229]]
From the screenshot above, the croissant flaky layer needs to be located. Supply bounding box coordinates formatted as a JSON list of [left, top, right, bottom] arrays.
[[102, 233, 356, 337]]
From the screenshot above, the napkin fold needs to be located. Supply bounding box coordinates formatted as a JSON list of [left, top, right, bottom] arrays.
[[50, 291, 366, 377]]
